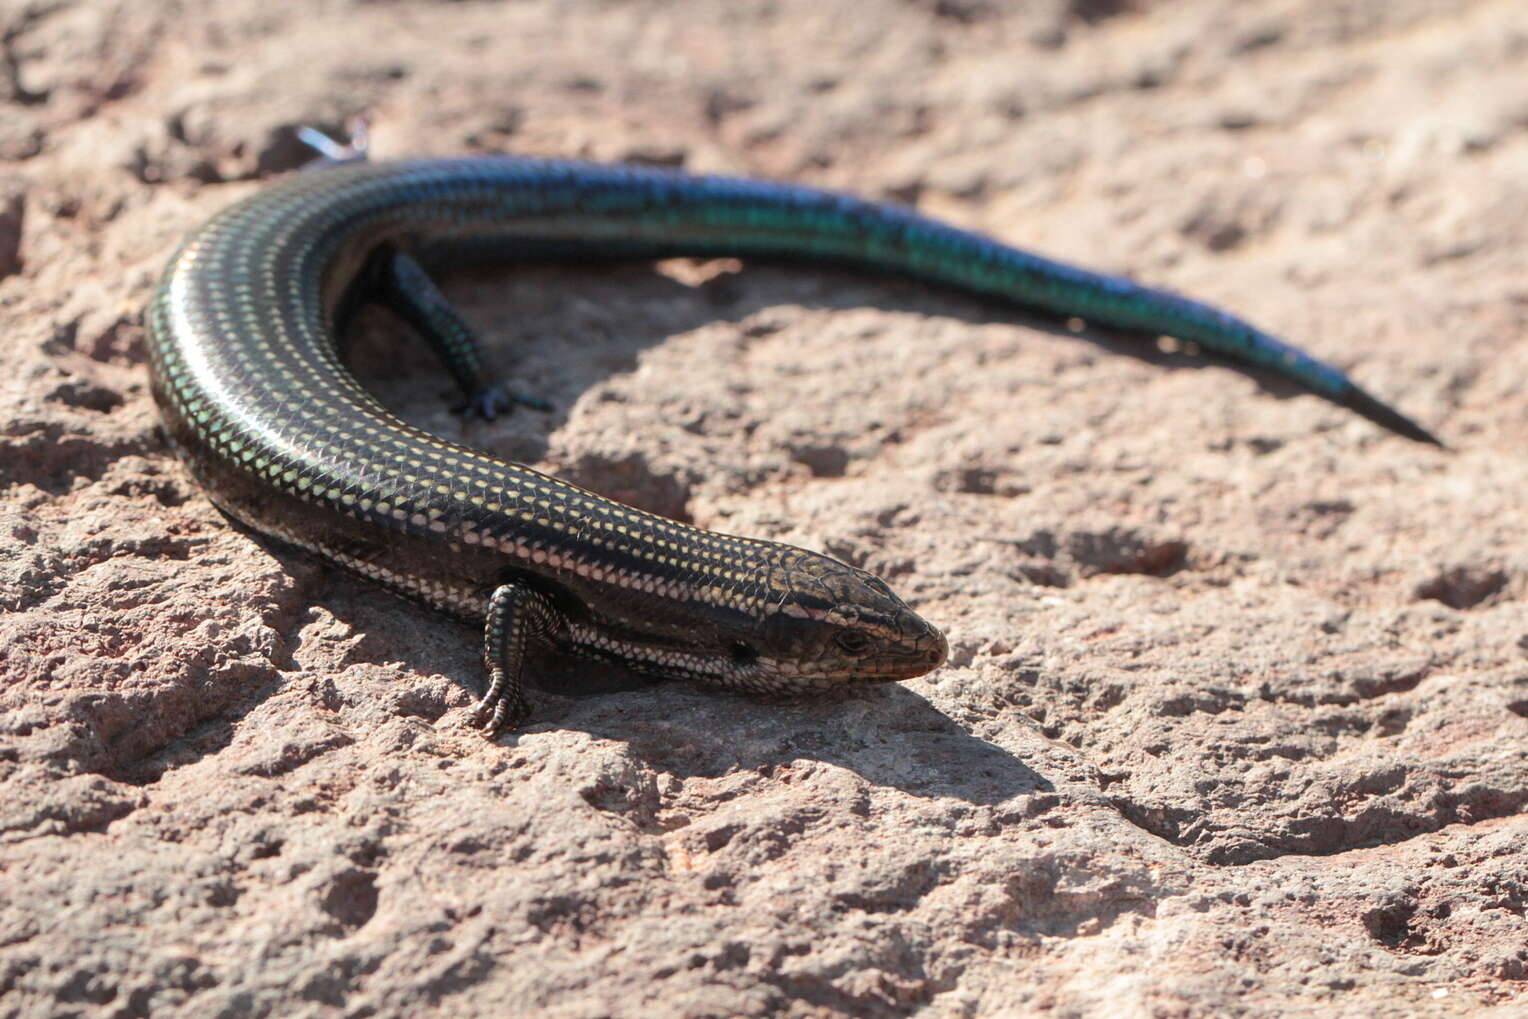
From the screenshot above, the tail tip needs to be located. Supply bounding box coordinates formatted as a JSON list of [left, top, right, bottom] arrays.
[[1339, 384, 1445, 449]]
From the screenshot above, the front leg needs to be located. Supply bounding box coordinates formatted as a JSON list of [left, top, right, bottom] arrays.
[[470, 582, 561, 734]]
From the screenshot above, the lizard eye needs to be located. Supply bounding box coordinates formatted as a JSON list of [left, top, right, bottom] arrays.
[[833, 630, 871, 655]]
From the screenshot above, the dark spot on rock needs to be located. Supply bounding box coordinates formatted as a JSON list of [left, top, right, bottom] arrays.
[[250, 838, 284, 860], [704, 88, 753, 125], [1308, 499, 1355, 517], [741, 315, 788, 338], [1068, 0, 1137, 24], [1096, 770, 1128, 790], [1362, 899, 1417, 949], [1415, 566, 1507, 610], [1233, 23, 1286, 53], [46, 380, 124, 413], [924, 0, 993, 25], [1347, 663, 1428, 701], [1495, 952, 1528, 981], [621, 144, 688, 169], [1067, 529, 1187, 577], [320, 868, 379, 930], [1014, 563, 1071, 588], [1374, 705, 1414, 736], [0, 176, 23, 278], [790, 443, 849, 478], [1153, 688, 1246, 717], [1218, 109, 1261, 131], [335, 62, 409, 85], [527, 894, 599, 943], [1092, 684, 1127, 712], [884, 179, 926, 205], [948, 466, 996, 494]]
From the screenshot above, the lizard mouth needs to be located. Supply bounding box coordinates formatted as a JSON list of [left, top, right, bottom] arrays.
[[753, 625, 949, 690]]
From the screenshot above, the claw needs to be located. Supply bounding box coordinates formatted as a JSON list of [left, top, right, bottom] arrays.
[[454, 383, 553, 421], [472, 691, 530, 735]]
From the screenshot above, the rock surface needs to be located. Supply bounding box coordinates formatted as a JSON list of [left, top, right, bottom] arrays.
[[3, 0, 1527, 1015]]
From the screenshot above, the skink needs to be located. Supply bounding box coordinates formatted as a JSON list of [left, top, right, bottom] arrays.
[[146, 140, 1438, 732]]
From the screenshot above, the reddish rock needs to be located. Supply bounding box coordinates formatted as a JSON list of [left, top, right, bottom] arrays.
[[2, 1, 1526, 1015]]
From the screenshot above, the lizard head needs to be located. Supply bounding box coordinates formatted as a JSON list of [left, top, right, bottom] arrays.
[[561, 542, 946, 695], [734, 546, 947, 692]]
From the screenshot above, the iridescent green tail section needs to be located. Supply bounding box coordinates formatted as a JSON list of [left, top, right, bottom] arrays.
[[374, 157, 1433, 444]]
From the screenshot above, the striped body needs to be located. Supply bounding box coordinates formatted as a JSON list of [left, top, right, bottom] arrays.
[[146, 157, 1431, 720]]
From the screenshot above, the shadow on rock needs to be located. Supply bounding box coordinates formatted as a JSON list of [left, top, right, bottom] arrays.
[[530, 657, 1054, 806]]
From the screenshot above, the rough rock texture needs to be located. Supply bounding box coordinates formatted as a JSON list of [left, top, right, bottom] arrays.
[[3, 0, 1527, 1015]]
